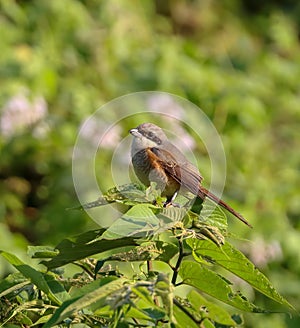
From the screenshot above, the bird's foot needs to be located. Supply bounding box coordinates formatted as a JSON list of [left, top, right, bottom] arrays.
[[162, 191, 182, 208], [163, 200, 182, 208]]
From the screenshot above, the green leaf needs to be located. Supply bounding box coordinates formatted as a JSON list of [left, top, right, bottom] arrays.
[[117, 183, 148, 202], [190, 200, 228, 233], [131, 286, 156, 307], [157, 206, 188, 226], [154, 240, 179, 263], [1, 300, 44, 326], [69, 276, 118, 299], [41, 229, 137, 269], [179, 261, 263, 312], [27, 246, 59, 259], [0, 272, 29, 297], [128, 306, 166, 322], [186, 239, 293, 309], [108, 240, 178, 263], [201, 319, 216, 328], [42, 277, 128, 328], [173, 299, 199, 328], [43, 272, 71, 303], [130, 287, 166, 321], [187, 289, 236, 326], [103, 204, 190, 239], [14, 312, 33, 325], [31, 315, 54, 326], [201, 201, 228, 228], [70, 183, 148, 210], [0, 251, 66, 305], [109, 242, 160, 262], [102, 204, 160, 238]]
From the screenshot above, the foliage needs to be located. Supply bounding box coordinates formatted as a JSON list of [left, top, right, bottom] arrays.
[[0, 184, 294, 327]]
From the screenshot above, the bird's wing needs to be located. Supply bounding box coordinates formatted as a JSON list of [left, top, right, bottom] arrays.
[[148, 147, 203, 195], [147, 148, 252, 227], [149, 147, 252, 228]]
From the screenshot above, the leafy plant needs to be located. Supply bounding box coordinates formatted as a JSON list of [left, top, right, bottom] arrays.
[[0, 184, 294, 327]]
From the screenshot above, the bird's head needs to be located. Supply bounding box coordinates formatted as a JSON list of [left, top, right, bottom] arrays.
[[130, 123, 168, 153]]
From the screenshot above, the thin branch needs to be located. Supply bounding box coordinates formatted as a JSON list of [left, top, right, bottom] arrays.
[[147, 260, 153, 272], [171, 237, 184, 285]]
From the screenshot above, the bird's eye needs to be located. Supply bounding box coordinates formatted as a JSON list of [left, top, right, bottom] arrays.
[[147, 132, 154, 139]]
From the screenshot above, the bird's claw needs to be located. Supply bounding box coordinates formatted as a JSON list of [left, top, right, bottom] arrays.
[[163, 201, 182, 208]]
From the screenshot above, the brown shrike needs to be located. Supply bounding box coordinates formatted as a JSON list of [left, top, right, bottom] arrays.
[[130, 122, 252, 227]]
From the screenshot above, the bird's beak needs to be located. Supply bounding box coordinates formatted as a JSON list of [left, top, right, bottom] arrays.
[[129, 128, 141, 137]]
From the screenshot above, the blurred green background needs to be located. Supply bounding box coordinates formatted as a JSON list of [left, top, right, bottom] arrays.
[[0, 0, 299, 326]]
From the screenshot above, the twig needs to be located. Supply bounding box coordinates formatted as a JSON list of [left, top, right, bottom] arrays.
[[147, 260, 153, 272], [171, 237, 184, 285]]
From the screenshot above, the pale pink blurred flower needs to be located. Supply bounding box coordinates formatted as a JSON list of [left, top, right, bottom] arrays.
[[100, 124, 122, 149], [147, 94, 185, 120], [80, 119, 102, 147], [247, 238, 283, 268], [81, 120, 121, 149], [0, 90, 48, 138]]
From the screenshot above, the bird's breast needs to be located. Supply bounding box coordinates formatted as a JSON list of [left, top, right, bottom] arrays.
[[131, 149, 179, 198]]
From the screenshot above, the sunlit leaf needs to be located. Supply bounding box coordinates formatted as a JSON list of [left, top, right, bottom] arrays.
[[179, 261, 264, 312], [186, 239, 293, 309], [102, 204, 160, 238], [40, 229, 137, 269], [27, 246, 59, 258], [42, 277, 128, 328], [70, 183, 148, 210], [0, 251, 67, 305], [0, 272, 29, 297], [187, 289, 236, 326]]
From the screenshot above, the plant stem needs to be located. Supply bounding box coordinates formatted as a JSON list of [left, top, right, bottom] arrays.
[[171, 237, 184, 285], [147, 260, 153, 272]]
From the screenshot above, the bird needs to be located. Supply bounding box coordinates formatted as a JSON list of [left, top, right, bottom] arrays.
[[129, 122, 252, 228]]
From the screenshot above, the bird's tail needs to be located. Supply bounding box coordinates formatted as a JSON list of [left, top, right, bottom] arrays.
[[198, 186, 252, 228]]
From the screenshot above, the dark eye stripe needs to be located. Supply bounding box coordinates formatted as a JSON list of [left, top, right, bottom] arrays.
[[138, 129, 162, 144], [151, 135, 162, 144]]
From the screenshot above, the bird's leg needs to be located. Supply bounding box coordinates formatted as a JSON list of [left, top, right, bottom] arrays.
[[170, 190, 179, 203], [163, 190, 181, 208]]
